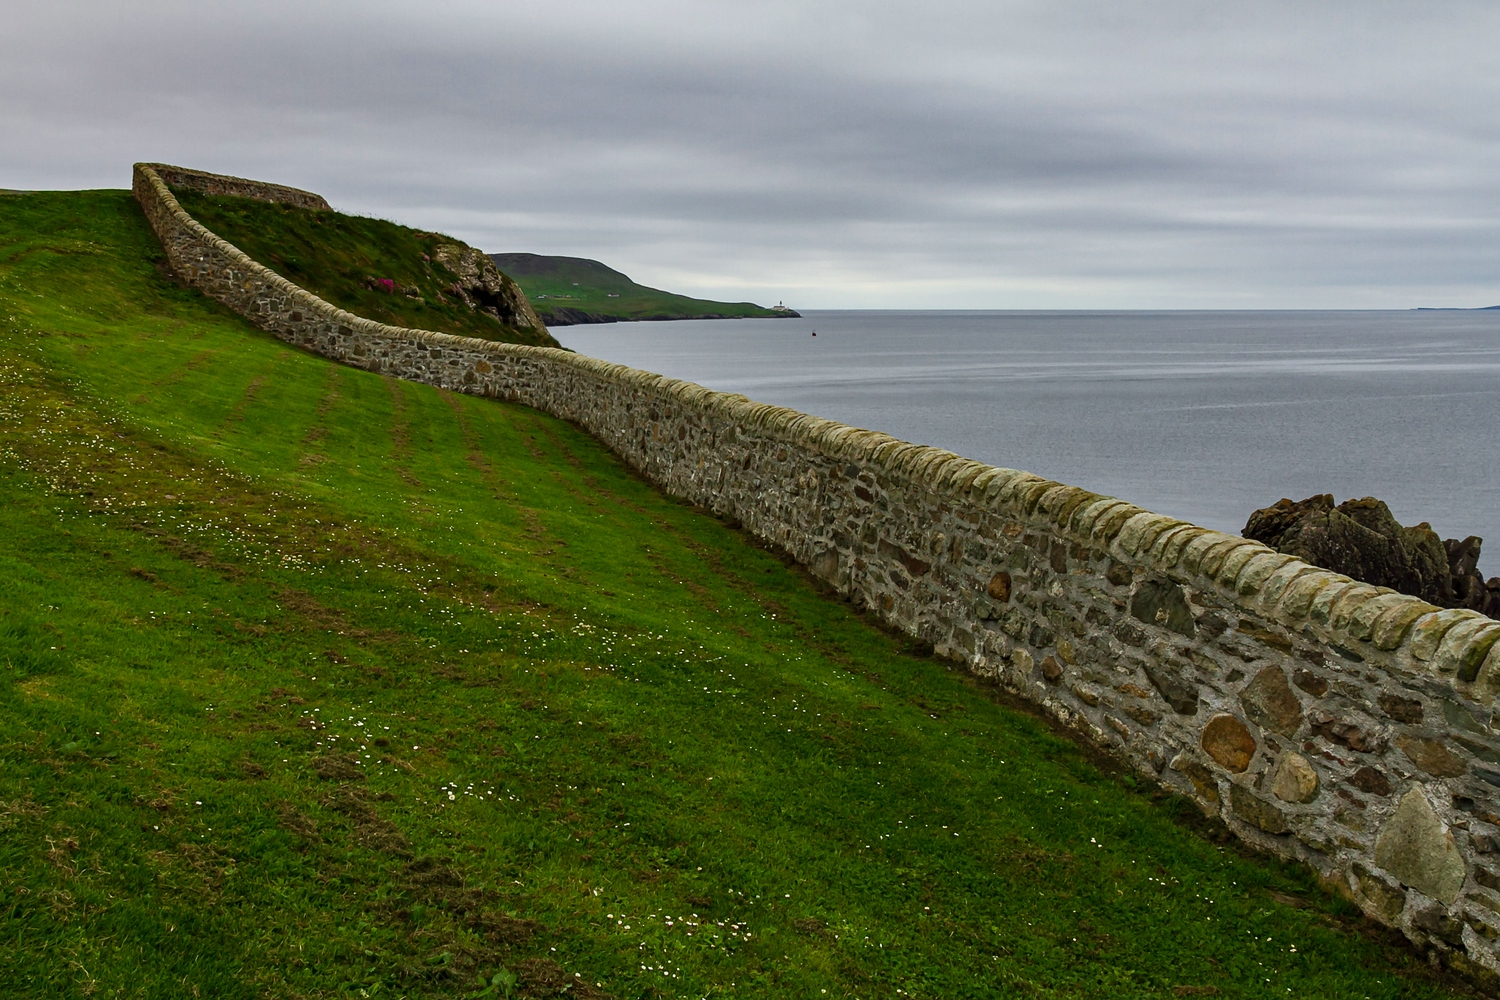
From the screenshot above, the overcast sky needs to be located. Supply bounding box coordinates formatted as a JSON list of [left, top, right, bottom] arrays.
[[3, 1, 1497, 308]]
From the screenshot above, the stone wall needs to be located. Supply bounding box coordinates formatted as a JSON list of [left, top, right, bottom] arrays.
[[134, 161, 1500, 975], [145, 162, 332, 211]]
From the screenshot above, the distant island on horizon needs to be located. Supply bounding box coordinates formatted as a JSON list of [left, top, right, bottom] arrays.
[[1414, 304, 1500, 311], [490, 252, 799, 326]]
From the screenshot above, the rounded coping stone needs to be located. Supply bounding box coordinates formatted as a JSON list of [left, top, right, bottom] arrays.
[[1216, 542, 1272, 591], [1328, 583, 1383, 633], [1199, 536, 1253, 579], [854, 434, 898, 465], [854, 433, 895, 462], [1461, 625, 1500, 683], [1036, 484, 1083, 522], [1255, 562, 1319, 612], [1371, 599, 1442, 652], [1177, 531, 1232, 578], [1071, 497, 1129, 537], [1041, 486, 1093, 528], [867, 438, 906, 466], [860, 438, 904, 468], [943, 457, 983, 488], [969, 467, 1009, 496], [1151, 524, 1205, 568], [916, 450, 963, 483], [994, 471, 1044, 504], [903, 449, 945, 481], [1433, 620, 1500, 681], [1471, 644, 1500, 702], [980, 468, 1028, 502], [845, 430, 891, 460], [1427, 615, 1492, 675], [765, 408, 807, 437], [1307, 579, 1360, 625], [806, 420, 851, 452], [882, 442, 927, 477], [1052, 489, 1100, 530], [738, 402, 779, 430], [1411, 608, 1483, 661], [898, 448, 939, 481], [783, 408, 822, 432], [1348, 592, 1419, 643], [1127, 513, 1183, 551], [808, 423, 853, 451], [938, 457, 982, 491], [995, 475, 1043, 512], [1134, 517, 1193, 560], [1114, 512, 1178, 558], [853, 432, 895, 459], [1234, 551, 1299, 596], [1092, 503, 1144, 545], [949, 462, 989, 494], [864, 446, 906, 476], [1017, 478, 1060, 515]]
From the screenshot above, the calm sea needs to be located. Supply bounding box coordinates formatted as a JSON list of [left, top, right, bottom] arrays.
[[558, 310, 1500, 576]]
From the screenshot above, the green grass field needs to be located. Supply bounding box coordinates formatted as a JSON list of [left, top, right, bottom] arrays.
[[0, 188, 1464, 999], [171, 191, 558, 349], [489, 254, 795, 326]]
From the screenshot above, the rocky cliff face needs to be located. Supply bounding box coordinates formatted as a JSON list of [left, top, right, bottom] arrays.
[[1245, 495, 1500, 617], [431, 243, 549, 339]]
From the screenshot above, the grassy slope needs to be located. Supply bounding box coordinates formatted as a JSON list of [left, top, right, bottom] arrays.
[[490, 254, 793, 324], [173, 191, 558, 349], [0, 189, 1460, 1000]]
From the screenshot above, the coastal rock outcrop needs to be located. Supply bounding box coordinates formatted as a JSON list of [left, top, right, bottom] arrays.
[[539, 306, 616, 326], [1243, 494, 1500, 616], [431, 243, 548, 336]]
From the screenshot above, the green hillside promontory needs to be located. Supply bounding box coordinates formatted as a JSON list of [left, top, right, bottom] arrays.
[[174, 189, 559, 347], [491, 252, 799, 325]]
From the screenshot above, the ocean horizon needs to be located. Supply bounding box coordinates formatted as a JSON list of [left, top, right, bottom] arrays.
[[560, 309, 1500, 577]]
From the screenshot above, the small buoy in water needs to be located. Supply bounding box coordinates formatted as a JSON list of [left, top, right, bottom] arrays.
[[811, 330, 817, 336]]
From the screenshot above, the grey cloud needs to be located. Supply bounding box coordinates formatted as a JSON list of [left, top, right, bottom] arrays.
[[2, 0, 1497, 306]]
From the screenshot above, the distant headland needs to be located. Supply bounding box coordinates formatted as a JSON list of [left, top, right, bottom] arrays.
[[490, 252, 799, 325]]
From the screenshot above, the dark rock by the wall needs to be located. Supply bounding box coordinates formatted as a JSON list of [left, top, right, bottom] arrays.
[[1244, 494, 1500, 616], [1446, 535, 1495, 613]]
